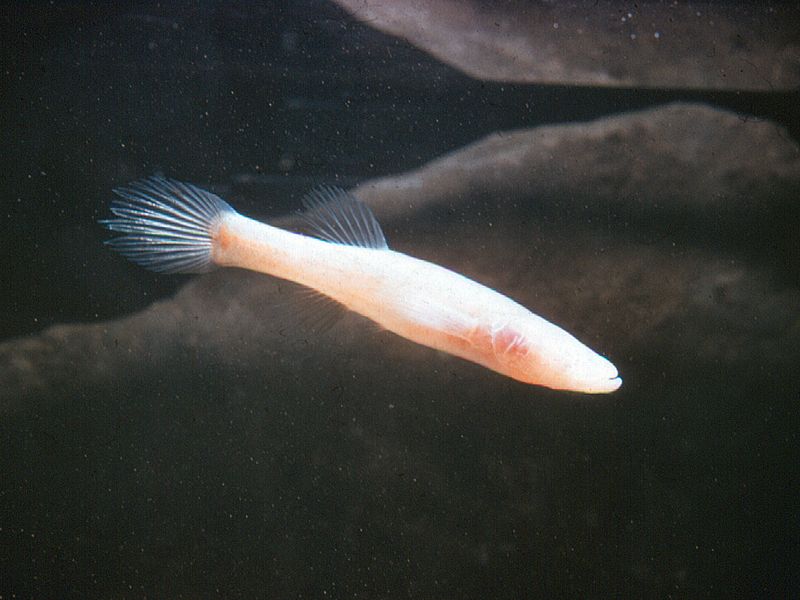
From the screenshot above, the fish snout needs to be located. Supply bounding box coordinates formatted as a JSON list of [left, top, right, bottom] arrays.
[[562, 351, 622, 394]]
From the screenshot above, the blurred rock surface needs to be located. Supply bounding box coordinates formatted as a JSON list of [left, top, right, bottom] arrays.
[[334, 0, 800, 91]]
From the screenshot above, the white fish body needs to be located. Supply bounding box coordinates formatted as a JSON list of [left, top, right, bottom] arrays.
[[102, 178, 621, 393]]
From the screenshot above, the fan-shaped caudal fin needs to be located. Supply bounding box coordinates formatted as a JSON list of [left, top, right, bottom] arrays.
[[100, 177, 234, 274]]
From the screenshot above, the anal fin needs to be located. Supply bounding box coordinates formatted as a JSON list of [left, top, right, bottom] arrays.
[[269, 280, 346, 335]]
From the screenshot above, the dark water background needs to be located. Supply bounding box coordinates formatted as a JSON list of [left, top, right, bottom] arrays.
[[1, 1, 798, 598]]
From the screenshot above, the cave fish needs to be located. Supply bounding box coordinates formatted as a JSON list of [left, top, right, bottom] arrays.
[[101, 177, 621, 393]]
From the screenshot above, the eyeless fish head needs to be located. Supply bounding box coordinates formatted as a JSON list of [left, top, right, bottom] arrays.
[[492, 318, 622, 394]]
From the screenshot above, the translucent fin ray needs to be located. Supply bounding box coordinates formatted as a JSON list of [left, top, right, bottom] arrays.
[[267, 280, 345, 334], [299, 186, 388, 249], [99, 176, 233, 274]]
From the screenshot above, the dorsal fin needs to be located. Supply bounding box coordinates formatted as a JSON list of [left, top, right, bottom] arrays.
[[299, 186, 388, 249]]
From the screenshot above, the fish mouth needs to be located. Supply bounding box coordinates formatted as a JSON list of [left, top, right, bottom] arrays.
[[579, 374, 622, 394], [552, 360, 621, 393], [605, 375, 623, 392], [598, 359, 622, 392], [593, 356, 620, 389], [579, 359, 622, 393]]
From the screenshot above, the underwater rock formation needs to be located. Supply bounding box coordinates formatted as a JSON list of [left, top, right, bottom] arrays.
[[333, 0, 800, 91], [1, 102, 798, 416], [356, 102, 800, 221]]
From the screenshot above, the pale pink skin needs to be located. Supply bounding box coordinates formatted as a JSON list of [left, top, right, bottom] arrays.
[[213, 212, 621, 393]]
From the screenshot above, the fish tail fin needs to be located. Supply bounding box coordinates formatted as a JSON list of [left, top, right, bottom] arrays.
[[99, 177, 235, 274]]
